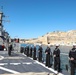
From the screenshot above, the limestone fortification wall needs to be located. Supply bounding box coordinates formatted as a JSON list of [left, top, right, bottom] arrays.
[[20, 30, 76, 45]]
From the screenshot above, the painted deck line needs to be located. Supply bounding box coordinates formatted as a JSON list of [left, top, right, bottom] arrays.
[[0, 66, 20, 74], [0, 55, 4, 60], [0, 63, 8, 66], [22, 62, 32, 65], [0, 72, 53, 75], [10, 63, 21, 65], [34, 60, 64, 75], [0, 62, 34, 66], [4, 57, 25, 59], [23, 54, 64, 75]]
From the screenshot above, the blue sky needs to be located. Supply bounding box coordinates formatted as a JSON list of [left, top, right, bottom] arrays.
[[0, 0, 76, 39]]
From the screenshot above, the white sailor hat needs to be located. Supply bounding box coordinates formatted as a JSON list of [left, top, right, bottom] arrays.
[[48, 44, 50, 47], [39, 44, 41, 46], [56, 44, 59, 46], [73, 43, 76, 46]]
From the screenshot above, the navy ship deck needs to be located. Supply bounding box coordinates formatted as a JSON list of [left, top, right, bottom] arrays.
[[0, 51, 69, 75]]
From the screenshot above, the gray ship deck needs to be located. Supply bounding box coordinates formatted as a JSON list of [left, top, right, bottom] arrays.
[[0, 51, 69, 75]]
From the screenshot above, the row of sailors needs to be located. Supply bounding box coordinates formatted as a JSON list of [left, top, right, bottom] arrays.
[[21, 44, 76, 75], [20, 44, 61, 74], [8, 43, 76, 75]]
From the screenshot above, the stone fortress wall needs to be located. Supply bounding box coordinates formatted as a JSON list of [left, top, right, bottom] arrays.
[[20, 30, 76, 46]]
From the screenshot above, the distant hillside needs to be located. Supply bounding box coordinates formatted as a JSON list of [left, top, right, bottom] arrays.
[[20, 30, 76, 45]]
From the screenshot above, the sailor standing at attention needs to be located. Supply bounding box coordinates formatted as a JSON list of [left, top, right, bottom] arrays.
[[69, 44, 76, 75], [8, 43, 12, 56], [45, 44, 52, 67], [53, 44, 61, 73], [33, 44, 36, 60], [24, 46, 27, 55], [27, 45, 29, 57], [29, 45, 33, 57], [38, 44, 43, 62]]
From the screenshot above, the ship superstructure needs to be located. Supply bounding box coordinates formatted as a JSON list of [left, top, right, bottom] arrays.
[[0, 11, 9, 50]]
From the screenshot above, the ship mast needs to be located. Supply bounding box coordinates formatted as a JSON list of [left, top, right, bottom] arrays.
[[0, 7, 10, 50], [0, 11, 4, 37]]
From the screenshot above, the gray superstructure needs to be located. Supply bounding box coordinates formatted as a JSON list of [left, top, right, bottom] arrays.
[[0, 11, 10, 50]]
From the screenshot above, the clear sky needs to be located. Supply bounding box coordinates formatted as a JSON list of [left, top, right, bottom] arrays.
[[0, 0, 76, 39]]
